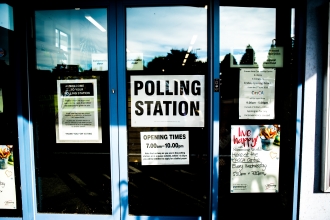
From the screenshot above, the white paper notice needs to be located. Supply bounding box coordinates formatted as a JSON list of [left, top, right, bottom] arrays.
[[239, 68, 275, 119], [230, 125, 280, 193], [140, 131, 189, 165], [56, 79, 100, 143], [0, 145, 16, 209], [127, 53, 143, 71], [131, 75, 205, 127], [0, 88, 3, 113], [92, 53, 108, 71]]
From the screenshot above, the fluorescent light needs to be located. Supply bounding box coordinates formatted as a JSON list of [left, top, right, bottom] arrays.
[[183, 59, 187, 64], [85, 15, 106, 32], [185, 53, 189, 59], [204, 5, 208, 9], [190, 35, 198, 45], [188, 46, 193, 53]]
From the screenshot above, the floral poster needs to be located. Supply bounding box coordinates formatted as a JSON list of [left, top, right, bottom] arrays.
[[0, 145, 16, 209], [231, 125, 280, 193]]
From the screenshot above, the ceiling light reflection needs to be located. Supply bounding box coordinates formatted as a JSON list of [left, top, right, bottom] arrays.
[[85, 15, 106, 32]]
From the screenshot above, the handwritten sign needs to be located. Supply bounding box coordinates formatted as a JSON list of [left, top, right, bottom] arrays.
[[231, 125, 280, 193], [0, 145, 16, 209], [239, 68, 275, 119]]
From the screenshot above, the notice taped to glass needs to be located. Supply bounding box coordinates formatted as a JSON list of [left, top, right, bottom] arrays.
[[239, 68, 275, 119], [140, 131, 189, 165], [56, 79, 101, 143], [0, 145, 16, 209], [131, 75, 204, 127], [230, 125, 280, 193]]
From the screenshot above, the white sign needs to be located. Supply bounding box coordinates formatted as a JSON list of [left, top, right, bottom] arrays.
[[230, 125, 280, 193], [140, 131, 189, 165], [56, 79, 101, 143], [263, 47, 283, 68], [92, 53, 108, 71], [0, 88, 3, 113], [0, 145, 16, 209], [127, 53, 143, 71], [239, 68, 275, 119], [131, 75, 204, 127]]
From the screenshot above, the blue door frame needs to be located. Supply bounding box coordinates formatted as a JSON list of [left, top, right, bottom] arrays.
[[4, 0, 306, 219]]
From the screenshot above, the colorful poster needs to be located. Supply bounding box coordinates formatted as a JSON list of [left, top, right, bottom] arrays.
[[131, 75, 204, 127], [230, 125, 280, 193], [239, 68, 275, 119], [56, 79, 101, 143], [0, 145, 16, 209], [140, 131, 189, 165]]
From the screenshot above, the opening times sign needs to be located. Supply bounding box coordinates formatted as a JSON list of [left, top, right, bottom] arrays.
[[140, 131, 189, 165], [131, 75, 205, 127], [56, 79, 100, 143]]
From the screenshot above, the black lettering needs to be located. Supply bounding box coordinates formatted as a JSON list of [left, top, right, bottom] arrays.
[[191, 80, 201, 95], [134, 81, 143, 95], [135, 101, 144, 115], [190, 101, 199, 116], [145, 81, 155, 95], [180, 81, 189, 95], [173, 101, 177, 116], [145, 101, 153, 115], [165, 80, 173, 95], [153, 101, 163, 115], [156, 81, 164, 95], [179, 101, 188, 116], [163, 101, 171, 115], [174, 81, 179, 95]]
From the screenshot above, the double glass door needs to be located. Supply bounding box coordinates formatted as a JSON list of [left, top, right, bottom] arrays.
[[31, 2, 211, 219], [28, 1, 297, 220]]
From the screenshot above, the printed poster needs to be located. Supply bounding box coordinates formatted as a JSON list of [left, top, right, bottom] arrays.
[[140, 131, 189, 165], [231, 125, 280, 193], [131, 75, 204, 127], [239, 68, 275, 119], [0, 145, 16, 209], [56, 79, 101, 143]]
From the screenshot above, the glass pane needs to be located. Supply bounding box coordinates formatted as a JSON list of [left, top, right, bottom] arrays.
[[126, 6, 208, 216], [33, 9, 111, 214], [219, 6, 296, 219], [0, 4, 22, 216]]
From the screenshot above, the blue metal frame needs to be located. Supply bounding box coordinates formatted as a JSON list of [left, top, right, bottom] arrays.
[[11, 0, 220, 219]]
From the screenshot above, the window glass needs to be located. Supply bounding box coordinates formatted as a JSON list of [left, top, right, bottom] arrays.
[[33, 8, 111, 214], [126, 6, 208, 216], [219, 6, 296, 219]]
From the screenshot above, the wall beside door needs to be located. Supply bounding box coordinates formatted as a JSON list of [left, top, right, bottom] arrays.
[[298, 0, 330, 219]]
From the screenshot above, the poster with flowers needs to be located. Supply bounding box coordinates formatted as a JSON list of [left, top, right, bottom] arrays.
[[230, 125, 280, 193], [0, 145, 16, 209]]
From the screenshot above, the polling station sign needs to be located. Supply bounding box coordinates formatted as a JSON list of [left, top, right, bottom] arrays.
[[131, 75, 205, 127]]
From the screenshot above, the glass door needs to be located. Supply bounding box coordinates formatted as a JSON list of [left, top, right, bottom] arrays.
[[30, 6, 120, 219], [120, 4, 211, 219]]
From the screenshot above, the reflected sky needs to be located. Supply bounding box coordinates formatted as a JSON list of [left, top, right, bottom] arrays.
[[127, 6, 207, 65], [220, 7, 276, 67]]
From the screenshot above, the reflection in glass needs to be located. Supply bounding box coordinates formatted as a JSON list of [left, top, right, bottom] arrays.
[[126, 6, 208, 216], [35, 9, 107, 71], [219, 6, 296, 219], [33, 9, 111, 214]]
